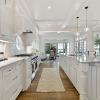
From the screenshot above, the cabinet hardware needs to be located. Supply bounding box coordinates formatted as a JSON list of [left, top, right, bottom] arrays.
[[9, 70, 12, 71], [1, 34, 6, 36], [13, 89, 18, 94], [13, 76, 18, 80]]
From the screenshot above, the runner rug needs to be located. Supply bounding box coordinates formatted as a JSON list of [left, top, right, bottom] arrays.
[[36, 68, 65, 92]]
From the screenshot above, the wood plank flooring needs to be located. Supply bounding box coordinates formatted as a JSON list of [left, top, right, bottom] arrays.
[[16, 61, 79, 100]]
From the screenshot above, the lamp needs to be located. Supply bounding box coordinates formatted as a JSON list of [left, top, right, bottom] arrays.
[[84, 6, 90, 32], [76, 17, 80, 36]]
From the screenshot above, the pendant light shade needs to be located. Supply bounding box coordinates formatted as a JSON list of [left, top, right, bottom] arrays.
[[84, 6, 89, 32], [76, 17, 80, 36]]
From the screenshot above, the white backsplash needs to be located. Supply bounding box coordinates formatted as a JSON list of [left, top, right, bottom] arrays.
[[0, 43, 6, 52], [9, 35, 25, 57], [0, 35, 25, 58]]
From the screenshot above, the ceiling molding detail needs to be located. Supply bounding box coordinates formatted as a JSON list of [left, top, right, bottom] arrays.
[[62, 0, 86, 29], [15, 0, 39, 32]]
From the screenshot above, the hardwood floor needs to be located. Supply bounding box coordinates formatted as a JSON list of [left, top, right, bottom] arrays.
[[16, 61, 79, 100]]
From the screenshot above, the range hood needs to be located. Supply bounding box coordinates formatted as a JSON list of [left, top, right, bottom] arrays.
[[23, 30, 33, 33]]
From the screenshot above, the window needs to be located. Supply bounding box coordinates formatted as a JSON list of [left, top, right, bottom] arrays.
[[83, 39, 86, 53], [58, 43, 64, 53], [45, 42, 70, 54], [45, 43, 50, 54], [67, 43, 69, 53], [93, 32, 100, 53], [94, 39, 100, 53], [76, 39, 86, 53], [76, 41, 79, 52], [79, 40, 82, 52]]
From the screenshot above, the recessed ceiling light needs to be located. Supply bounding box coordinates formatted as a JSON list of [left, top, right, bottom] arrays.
[[48, 6, 51, 9], [79, 25, 80, 26]]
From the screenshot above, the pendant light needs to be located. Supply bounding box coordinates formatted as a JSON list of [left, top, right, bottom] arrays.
[[84, 6, 89, 32], [76, 17, 80, 36]]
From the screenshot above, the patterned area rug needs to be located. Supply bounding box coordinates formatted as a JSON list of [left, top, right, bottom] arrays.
[[36, 68, 65, 92]]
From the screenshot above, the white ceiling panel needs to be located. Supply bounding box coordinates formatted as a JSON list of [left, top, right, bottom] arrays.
[[25, 0, 74, 20], [71, 0, 100, 27], [24, 0, 100, 35]]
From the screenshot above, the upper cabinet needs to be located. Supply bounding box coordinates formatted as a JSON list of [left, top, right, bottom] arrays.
[[0, 0, 13, 41], [13, 3, 25, 34]]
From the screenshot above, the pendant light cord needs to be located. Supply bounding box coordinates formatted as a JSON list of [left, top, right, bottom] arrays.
[[76, 17, 79, 33], [86, 9, 87, 27], [85, 6, 88, 27], [77, 18, 78, 32]]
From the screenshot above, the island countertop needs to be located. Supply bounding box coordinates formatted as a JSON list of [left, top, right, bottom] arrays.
[[60, 54, 100, 63]]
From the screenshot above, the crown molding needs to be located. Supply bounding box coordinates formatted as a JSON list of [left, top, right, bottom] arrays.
[[15, 0, 39, 35]]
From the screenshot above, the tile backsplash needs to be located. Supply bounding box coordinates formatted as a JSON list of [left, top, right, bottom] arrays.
[[9, 35, 25, 57], [0, 35, 25, 58], [0, 42, 6, 52]]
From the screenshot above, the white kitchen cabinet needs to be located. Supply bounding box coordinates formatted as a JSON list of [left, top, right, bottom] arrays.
[[22, 57, 32, 90], [0, 60, 23, 100], [14, 15, 24, 33], [0, 0, 13, 42], [59, 54, 100, 100]]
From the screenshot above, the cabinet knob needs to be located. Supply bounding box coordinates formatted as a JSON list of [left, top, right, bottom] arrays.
[[13, 76, 18, 80], [13, 89, 18, 94], [1, 34, 6, 36]]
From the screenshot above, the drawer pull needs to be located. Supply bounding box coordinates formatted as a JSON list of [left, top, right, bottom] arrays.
[[13, 89, 18, 94], [13, 76, 18, 80], [8, 70, 12, 71]]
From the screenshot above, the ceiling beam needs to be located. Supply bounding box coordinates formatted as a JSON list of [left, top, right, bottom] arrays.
[[39, 27, 84, 32], [71, 20, 99, 23], [62, 0, 86, 29], [35, 20, 64, 23]]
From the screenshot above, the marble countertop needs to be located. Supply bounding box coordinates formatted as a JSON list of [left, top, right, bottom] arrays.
[[62, 54, 100, 63], [0, 57, 29, 68]]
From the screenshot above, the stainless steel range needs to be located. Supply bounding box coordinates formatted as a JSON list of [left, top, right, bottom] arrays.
[[15, 54, 38, 81], [31, 56, 38, 81]]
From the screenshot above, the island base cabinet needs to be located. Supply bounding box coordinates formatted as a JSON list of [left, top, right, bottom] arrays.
[[59, 54, 100, 100], [86, 63, 100, 100]]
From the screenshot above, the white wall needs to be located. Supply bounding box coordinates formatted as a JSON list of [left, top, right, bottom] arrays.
[[39, 32, 75, 53]]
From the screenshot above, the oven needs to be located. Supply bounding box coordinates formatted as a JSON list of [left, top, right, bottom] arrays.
[[14, 54, 38, 81], [31, 56, 38, 81]]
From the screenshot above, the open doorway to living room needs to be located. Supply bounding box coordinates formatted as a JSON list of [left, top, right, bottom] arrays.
[[40, 39, 70, 61]]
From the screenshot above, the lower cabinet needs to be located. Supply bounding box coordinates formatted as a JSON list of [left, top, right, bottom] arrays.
[[0, 58, 32, 100], [0, 61, 23, 100], [22, 57, 32, 91], [59, 55, 82, 93]]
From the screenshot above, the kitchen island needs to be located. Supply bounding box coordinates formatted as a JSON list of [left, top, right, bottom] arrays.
[[59, 54, 100, 100]]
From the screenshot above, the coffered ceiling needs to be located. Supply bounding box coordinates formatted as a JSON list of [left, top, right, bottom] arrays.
[[24, 0, 100, 35]]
